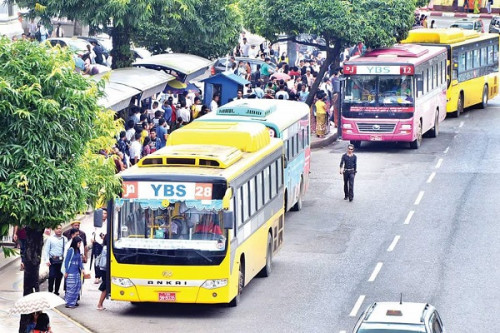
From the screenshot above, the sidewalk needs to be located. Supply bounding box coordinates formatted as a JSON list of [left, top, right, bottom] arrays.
[[417, 5, 497, 19], [0, 213, 97, 333], [311, 124, 340, 149]]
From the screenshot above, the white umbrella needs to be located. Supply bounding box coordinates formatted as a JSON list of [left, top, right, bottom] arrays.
[[9, 292, 65, 315]]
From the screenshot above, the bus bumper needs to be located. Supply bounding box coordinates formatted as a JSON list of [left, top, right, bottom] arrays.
[[110, 277, 232, 304], [341, 119, 414, 142]]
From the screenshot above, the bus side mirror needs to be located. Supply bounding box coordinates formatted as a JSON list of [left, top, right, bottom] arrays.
[[94, 209, 103, 228], [223, 211, 234, 229]]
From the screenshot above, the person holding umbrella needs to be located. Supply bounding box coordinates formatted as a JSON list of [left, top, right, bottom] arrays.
[[9, 291, 62, 332]]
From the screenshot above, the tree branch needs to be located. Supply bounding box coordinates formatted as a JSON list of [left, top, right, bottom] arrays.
[[270, 36, 328, 51]]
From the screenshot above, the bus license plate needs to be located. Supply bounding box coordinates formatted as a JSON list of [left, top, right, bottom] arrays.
[[370, 135, 382, 141], [158, 292, 176, 302]]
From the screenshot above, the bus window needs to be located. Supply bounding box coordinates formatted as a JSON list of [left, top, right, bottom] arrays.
[[473, 49, 480, 68], [242, 182, 250, 221], [256, 173, 263, 210], [234, 195, 242, 228], [466, 51, 472, 70], [263, 166, 270, 202], [488, 45, 494, 64], [249, 177, 256, 216], [270, 163, 277, 197], [494, 45, 498, 63], [481, 47, 487, 66]]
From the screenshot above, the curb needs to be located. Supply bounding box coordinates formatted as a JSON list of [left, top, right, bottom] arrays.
[[311, 132, 338, 149], [0, 254, 20, 273]]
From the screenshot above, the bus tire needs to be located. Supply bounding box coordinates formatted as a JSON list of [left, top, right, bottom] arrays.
[[258, 233, 273, 277], [428, 110, 439, 138], [410, 120, 422, 149], [228, 261, 244, 307], [453, 93, 464, 118], [291, 179, 303, 211], [480, 85, 488, 109], [350, 140, 361, 149]]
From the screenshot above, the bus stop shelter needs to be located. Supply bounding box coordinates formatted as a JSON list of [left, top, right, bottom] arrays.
[[201, 73, 249, 107], [133, 53, 212, 82], [93, 67, 174, 112]]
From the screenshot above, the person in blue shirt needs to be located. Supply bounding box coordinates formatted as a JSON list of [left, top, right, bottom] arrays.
[[156, 118, 169, 148], [64, 236, 85, 308]]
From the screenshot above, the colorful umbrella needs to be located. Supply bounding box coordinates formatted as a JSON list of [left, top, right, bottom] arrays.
[[270, 72, 291, 81]]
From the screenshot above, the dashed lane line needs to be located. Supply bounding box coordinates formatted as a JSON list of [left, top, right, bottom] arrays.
[[349, 295, 366, 317], [435, 158, 443, 169], [459, 121, 465, 128], [387, 235, 400, 252], [426, 172, 436, 184], [404, 210, 414, 225], [414, 191, 425, 205], [465, 113, 470, 118], [368, 262, 383, 282], [444, 146, 449, 154]]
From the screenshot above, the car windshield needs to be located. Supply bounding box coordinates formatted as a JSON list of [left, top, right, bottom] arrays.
[[113, 199, 227, 252], [345, 75, 414, 106], [357, 323, 426, 332], [451, 22, 474, 30]]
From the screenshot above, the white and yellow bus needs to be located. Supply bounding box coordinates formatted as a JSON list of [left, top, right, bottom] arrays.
[[402, 28, 499, 117], [108, 122, 284, 306]]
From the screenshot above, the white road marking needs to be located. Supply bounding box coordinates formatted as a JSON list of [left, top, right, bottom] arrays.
[[368, 262, 383, 282], [339, 331, 346, 333], [459, 121, 465, 128], [349, 295, 366, 317], [435, 158, 443, 169], [414, 191, 425, 205], [444, 146, 450, 154], [387, 235, 400, 252], [404, 210, 414, 225], [465, 113, 470, 118], [427, 172, 436, 184]]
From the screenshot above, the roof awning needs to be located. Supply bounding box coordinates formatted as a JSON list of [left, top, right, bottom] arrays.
[[133, 53, 212, 82], [97, 81, 141, 111]]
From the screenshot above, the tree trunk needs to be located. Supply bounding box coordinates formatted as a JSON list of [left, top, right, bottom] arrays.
[[19, 227, 44, 333], [111, 24, 133, 69]]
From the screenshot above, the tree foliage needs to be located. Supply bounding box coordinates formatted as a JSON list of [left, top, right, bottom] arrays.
[[240, 0, 416, 105], [134, 0, 242, 59], [12, 0, 197, 68]]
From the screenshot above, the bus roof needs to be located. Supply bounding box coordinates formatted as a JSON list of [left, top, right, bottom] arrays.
[[344, 44, 446, 67], [401, 28, 488, 45], [120, 138, 283, 182], [196, 100, 310, 137], [167, 121, 271, 153]]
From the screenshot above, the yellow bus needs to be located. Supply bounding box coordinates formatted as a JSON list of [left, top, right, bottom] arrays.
[[108, 121, 284, 306], [402, 28, 499, 117]]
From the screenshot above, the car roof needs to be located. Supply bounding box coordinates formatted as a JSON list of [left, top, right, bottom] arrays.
[[362, 302, 429, 324]]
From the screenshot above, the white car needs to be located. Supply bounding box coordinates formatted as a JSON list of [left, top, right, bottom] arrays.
[[353, 302, 445, 333], [46, 37, 91, 55]]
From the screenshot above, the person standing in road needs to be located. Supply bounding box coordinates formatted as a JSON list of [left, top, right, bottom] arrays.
[[44, 225, 66, 296], [487, 0, 493, 14], [64, 236, 85, 308], [340, 144, 357, 202], [96, 235, 108, 311]]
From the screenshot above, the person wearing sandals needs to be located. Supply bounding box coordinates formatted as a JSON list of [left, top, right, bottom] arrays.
[[97, 235, 108, 310], [64, 236, 85, 308]]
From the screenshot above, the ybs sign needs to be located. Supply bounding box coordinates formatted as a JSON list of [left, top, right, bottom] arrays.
[[122, 181, 212, 200]]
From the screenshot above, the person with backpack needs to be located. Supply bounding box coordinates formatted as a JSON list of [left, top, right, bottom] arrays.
[[96, 235, 108, 310]]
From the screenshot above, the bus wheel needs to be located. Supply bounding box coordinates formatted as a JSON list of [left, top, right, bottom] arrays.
[[258, 233, 273, 277], [291, 179, 303, 211], [350, 140, 361, 149], [410, 120, 422, 149], [228, 263, 244, 307], [453, 93, 464, 118], [480, 85, 488, 109], [428, 111, 439, 138]]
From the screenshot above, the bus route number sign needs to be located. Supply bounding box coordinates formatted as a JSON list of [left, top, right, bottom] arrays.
[[122, 181, 213, 200]]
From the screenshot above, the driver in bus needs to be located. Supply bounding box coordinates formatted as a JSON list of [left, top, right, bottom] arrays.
[[194, 214, 222, 235], [395, 80, 413, 102]]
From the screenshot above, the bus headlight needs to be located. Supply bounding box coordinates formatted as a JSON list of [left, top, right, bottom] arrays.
[[201, 279, 228, 289], [400, 124, 412, 130], [111, 277, 135, 288], [343, 123, 353, 129]]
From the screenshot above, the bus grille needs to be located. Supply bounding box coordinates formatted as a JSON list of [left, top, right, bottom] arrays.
[[357, 123, 395, 133]]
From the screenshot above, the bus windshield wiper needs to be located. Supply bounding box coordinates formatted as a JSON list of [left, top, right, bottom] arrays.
[[192, 250, 213, 263]]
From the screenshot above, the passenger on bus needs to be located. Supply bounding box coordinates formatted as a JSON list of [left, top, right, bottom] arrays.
[[194, 214, 222, 235]]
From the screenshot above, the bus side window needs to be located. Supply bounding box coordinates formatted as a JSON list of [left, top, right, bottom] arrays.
[[270, 163, 277, 198]]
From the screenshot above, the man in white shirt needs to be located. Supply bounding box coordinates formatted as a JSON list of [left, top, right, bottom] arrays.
[[248, 45, 259, 58], [240, 37, 250, 57], [210, 94, 220, 112], [44, 225, 66, 295], [177, 102, 191, 124], [129, 132, 143, 165]]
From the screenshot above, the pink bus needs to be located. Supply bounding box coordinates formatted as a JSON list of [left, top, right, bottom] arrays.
[[341, 44, 447, 149]]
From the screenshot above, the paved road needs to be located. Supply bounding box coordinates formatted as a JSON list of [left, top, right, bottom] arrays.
[[3, 99, 499, 332]]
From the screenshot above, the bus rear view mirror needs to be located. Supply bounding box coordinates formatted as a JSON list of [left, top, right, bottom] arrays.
[[223, 211, 234, 229], [94, 209, 103, 228]]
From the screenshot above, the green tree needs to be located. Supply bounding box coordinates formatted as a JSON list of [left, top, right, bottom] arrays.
[[134, 0, 242, 59], [240, 0, 416, 105], [12, 0, 196, 68], [0, 38, 121, 332]]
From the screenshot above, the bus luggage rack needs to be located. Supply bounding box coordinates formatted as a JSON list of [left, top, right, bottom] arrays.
[[357, 123, 396, 133]]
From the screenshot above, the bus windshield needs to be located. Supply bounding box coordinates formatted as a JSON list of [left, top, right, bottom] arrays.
[[345, 75, 414, 106], [113, 200, 227, 252]]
